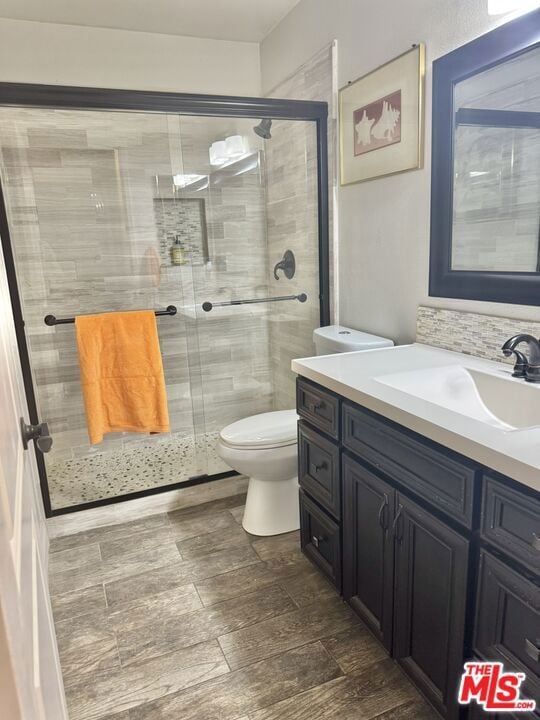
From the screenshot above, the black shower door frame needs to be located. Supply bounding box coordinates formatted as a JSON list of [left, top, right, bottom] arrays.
[[0, 83, 330, 517]]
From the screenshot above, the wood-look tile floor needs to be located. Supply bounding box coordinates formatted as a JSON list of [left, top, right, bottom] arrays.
[[49, 492, 440, 720]]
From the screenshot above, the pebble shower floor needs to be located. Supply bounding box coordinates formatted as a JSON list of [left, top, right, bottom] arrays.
[[47, 432, 229, 509]]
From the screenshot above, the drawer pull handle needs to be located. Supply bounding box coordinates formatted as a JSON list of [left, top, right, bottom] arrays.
[[313, 461, 327, 474], [312, 535, 325, 548], [378, 493, 389, 531], [307, 400, 323, 412], [525, 638, 540, 663], [392, 503, 404, 543], [532, 533, 540, 552]]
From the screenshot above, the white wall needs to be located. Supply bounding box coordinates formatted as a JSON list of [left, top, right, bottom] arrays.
[[261, 0, 540, 344], [0, 18, 260, 96]]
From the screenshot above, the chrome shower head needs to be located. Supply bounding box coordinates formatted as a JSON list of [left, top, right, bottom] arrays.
[[253, 118, 272, 140]]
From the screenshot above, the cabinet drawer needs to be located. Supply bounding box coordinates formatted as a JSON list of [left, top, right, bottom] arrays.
[[474, 550, 540, 706], [343, 402, 478, 528], [481, 475, 540, 575], [300, 490, 341, 590], [298, 421, 340, 520], [297, 378, 339, 439]]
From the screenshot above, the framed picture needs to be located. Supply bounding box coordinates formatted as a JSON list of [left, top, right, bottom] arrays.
[[339, 44, 425, 185]]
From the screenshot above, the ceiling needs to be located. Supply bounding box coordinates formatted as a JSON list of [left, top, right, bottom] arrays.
[[0, 0, 302, 42]]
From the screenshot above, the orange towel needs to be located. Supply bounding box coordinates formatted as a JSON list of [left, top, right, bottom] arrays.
[[75, 310, 170, 445]]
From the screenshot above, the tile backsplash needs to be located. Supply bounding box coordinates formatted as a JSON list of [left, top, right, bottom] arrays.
[[416, 305, 540, 364]]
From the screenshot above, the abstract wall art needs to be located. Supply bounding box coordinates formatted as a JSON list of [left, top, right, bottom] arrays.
[[340, 44, 425, 184]]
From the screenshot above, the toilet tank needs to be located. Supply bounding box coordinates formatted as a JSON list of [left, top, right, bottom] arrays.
[[313, 325, 394, 355]]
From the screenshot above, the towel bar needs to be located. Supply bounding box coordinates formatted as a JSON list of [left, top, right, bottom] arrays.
[[202, 293, 307, 312], [44, 306, 178, 326]]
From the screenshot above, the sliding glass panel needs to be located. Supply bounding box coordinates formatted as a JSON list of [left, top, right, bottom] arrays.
[[175, 116, 272, 470], [179, 114, 320, 452], [263, 117, 320, 409], [0, 107, 208, 509]]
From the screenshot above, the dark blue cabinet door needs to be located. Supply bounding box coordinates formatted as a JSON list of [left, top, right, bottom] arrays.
[[393, 492, 469, 720], [342, 453, 395, 652]]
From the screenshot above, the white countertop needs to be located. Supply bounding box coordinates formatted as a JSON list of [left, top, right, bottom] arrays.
[[292, 343, 540, 494]]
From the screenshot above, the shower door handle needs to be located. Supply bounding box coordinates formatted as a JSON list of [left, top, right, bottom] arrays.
[[20, 418, 53, 453]]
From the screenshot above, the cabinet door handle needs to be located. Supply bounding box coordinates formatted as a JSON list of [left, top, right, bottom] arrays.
[[312, 535, 325, 548], [525, 638, 540, 663], [378, 493, 389, 531], [307, 400, 323, 412], [532, 533, 540, 552], [392, 503, 404, 543], [313, 461, 327, 474]]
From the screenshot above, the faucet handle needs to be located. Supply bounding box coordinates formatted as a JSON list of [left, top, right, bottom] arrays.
[[273, 250, 295, 280], [511, 350, 528, 378]]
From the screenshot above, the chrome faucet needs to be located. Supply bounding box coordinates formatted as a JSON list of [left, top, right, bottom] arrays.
[[501, 334, 540, 383]]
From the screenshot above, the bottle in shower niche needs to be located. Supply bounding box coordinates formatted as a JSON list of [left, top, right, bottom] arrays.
[[170, 235, 186, 265]]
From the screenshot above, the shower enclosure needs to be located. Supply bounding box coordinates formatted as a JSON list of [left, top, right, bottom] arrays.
[[0, 85, 329, 515]]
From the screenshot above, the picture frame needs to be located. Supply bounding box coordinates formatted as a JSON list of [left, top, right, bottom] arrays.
[[339, 44, 425, 185]]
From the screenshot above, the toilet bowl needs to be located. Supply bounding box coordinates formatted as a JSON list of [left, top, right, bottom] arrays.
[[217, 325, 394, 537], [217, 410, 299, 536]]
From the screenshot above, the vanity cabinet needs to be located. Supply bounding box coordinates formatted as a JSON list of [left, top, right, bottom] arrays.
[[393, 492, 469, 719], [296, 377, 340, 439], [296, 377, 540, 720], [342, 452, 469, 717], [342, 454, 395, 650], [473, 550, 540, 708], [480, 475, 540, 575], [299, 489, 341, 588], [298, 421, 340, 520], [342, 402, 477, 529]]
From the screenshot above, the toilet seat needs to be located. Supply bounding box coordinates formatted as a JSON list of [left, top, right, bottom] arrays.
[[219, 409, 298, 450]]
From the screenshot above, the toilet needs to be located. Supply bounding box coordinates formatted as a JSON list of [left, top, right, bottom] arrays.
[[217, 325, 394, 536]]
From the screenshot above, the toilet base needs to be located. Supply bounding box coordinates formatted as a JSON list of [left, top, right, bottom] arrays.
[[242, 475, 300, 536]]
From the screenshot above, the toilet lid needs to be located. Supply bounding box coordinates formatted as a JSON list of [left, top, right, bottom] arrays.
[[220, 409, 298, 449]]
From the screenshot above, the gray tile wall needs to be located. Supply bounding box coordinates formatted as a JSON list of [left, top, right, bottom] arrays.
[[265, 44, 337, 410]]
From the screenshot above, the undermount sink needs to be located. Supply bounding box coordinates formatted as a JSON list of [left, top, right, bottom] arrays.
[[375, 365, 540, 431]]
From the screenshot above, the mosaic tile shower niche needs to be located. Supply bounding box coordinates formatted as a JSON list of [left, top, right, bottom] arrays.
[[154, 197, 209, 267], [0, 107, 320, 510]]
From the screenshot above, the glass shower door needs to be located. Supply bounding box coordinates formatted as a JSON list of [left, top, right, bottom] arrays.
[[175, 115, 273, 470], [0, 107, 210, 510], [0, 104, 324, 511], [177, 113, 321, 457]]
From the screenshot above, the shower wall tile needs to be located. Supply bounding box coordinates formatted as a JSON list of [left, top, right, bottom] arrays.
[[264, 44, 336, 410], [27, 128, 88, 148]]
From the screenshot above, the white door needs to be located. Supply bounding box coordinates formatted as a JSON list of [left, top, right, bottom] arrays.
[[0, 238, 67, 719]]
